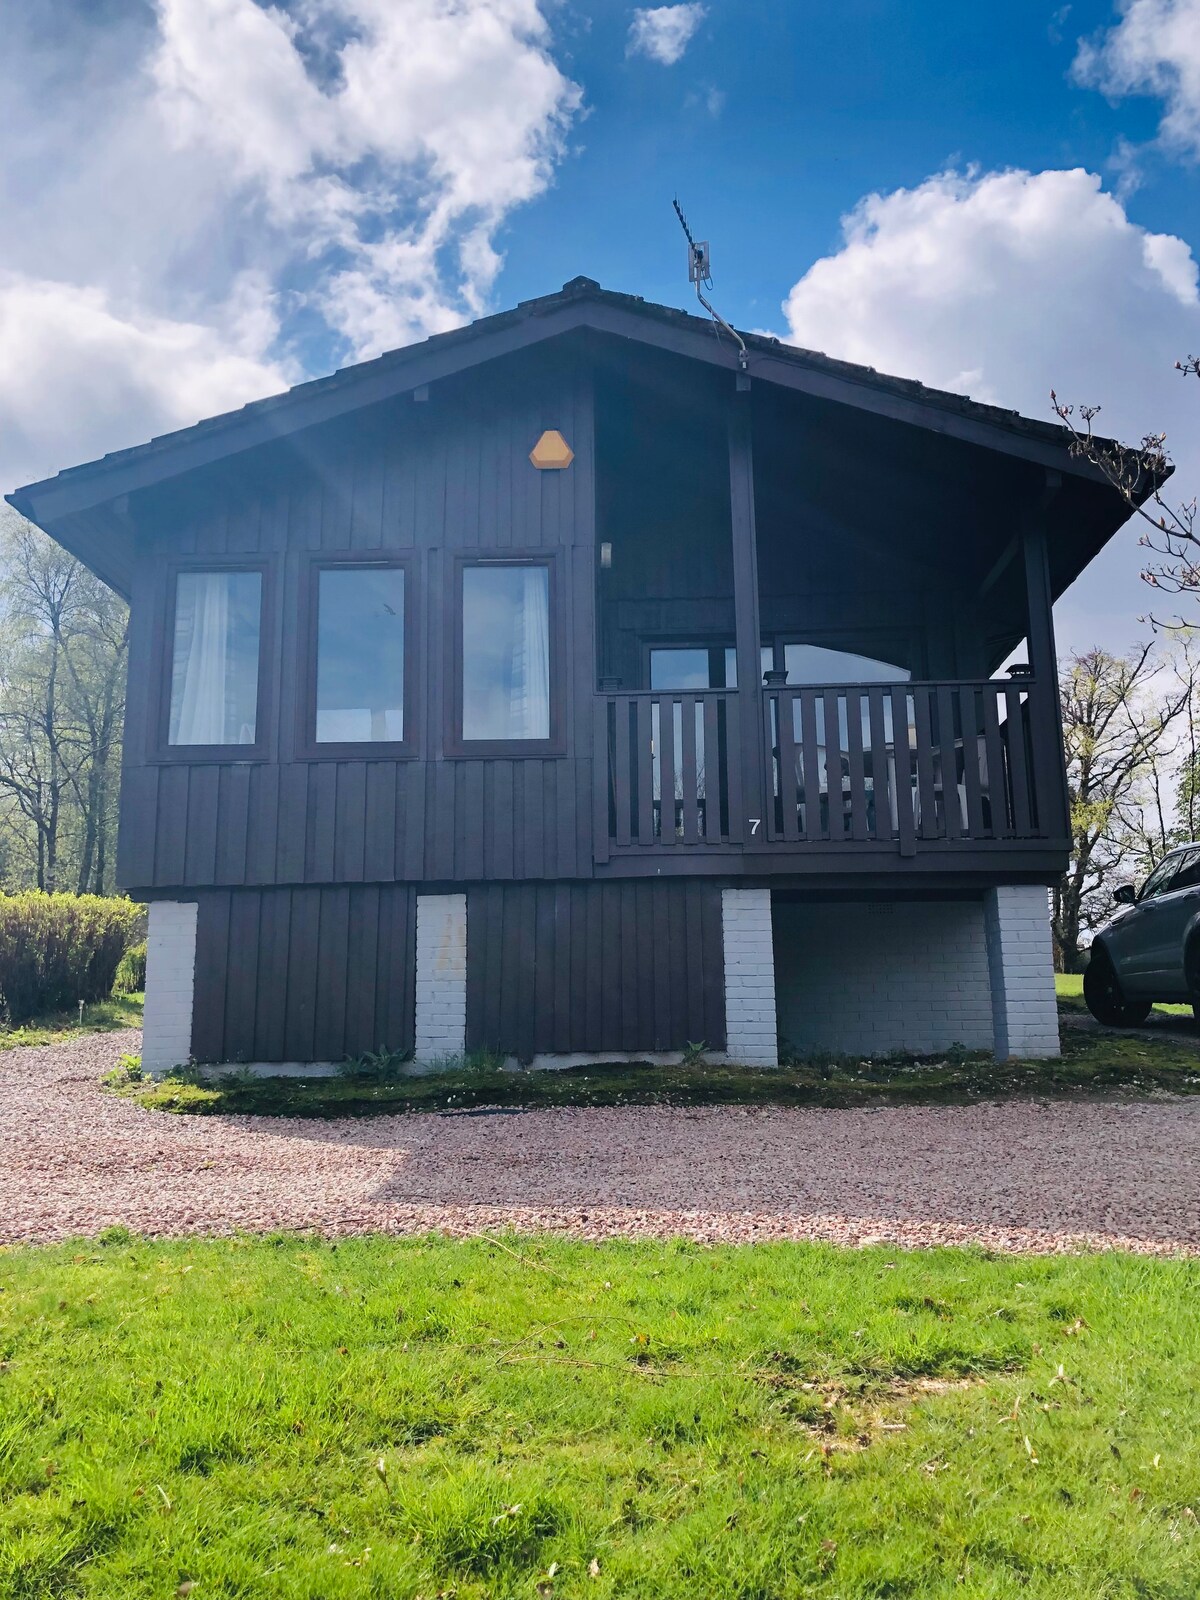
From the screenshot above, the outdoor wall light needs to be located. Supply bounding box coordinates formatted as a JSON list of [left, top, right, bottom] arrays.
[[529, 429, 574, 469]]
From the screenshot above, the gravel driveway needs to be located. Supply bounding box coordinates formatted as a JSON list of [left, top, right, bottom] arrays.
[[3, 1030, 1199, 1254]]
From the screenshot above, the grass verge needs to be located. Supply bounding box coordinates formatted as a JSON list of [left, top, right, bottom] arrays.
[[0, 992, 143, 1052], [1054, 972, 1193, 1019], [119, 1024, 1200, 1117], [1, 1233, 1196, 1599]]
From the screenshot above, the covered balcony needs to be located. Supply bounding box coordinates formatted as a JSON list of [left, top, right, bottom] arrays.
[[590, 339, 1079, 876]]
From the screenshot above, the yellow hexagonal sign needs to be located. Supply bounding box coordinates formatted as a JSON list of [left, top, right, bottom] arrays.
[[529, 429, 574, 470]]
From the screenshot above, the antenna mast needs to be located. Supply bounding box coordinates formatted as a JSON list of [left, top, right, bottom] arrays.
[[672, 198, 748, 372]]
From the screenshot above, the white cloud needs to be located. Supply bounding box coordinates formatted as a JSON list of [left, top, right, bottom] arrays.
[[627, 4, 706, 65], [150, 0, 583, 356], [1074, 0, 1200, 159], [0, 274, 294, 492], [0, 0, 583, 494], [781, 167, 1200, 652]]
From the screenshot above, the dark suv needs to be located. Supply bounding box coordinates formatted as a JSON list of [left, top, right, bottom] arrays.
[[1085, 842, 1200, 1025]]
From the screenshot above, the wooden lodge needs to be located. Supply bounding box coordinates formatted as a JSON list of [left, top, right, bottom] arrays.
[[9, 277, 1144, 1068]]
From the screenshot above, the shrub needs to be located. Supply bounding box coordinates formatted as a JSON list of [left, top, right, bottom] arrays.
[[112, 940, 147, 995], [0, 893, 144, 1024]]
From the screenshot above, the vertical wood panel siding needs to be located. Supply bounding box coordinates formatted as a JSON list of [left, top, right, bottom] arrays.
[[465, 881, 726, 1058], [191, 885, 416, 1063], [118, 346, 597, 891]]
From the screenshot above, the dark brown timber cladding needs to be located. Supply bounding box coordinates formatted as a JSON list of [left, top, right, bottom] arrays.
[[466, 881, 726, 1059], [190, 886, 416, 1063], [117, 344, 596, 892]]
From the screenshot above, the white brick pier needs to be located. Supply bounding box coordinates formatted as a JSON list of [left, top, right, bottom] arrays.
[[984, 884, 1060, 1058], [721, 888, 779, 1065], [142, 900, 198, 1076], [414, 893, 467, 1061]]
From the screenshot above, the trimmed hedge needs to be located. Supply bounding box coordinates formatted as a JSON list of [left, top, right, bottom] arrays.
[[0, 893, 144, 1023]]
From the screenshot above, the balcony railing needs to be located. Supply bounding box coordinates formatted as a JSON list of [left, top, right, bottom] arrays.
[[762, 680, 1041, 851], [597, 678, 1046, 857], [598, 690, 744, 848]]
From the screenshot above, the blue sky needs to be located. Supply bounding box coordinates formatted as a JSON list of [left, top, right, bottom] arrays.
[[497, 1, 1180, 318], [1, 1, 1198, 651]]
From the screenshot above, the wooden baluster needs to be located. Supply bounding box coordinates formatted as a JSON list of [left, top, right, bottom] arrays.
[[891, 687, 917, 856], [822, 688, 843, 840], [958, 686, 985, 838], [613, 697, 632, 847], [935, 685, 962, 839], [679, 694, 699, 843], [777, 691, 800, 842], [595, 698, 612, 862], [800, 690, 822, 841], [1004, 684, 1033, 835], [867, 687, 891, 841], [636, 697, 655, 843], [913, 688, 939, 839], [982, 687, 1010, 836], [724, 695, 744, 842], [659, 695, 677, 845], [846, 689, 869, 841], [704, 695, 722, 842]]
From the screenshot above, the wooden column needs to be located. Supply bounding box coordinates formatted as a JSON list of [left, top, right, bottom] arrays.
[[1022, 473, 1071, 842], [728, 386, 767, 840]]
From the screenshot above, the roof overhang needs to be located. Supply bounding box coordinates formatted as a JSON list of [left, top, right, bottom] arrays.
[[6, 277, 1163, 603]]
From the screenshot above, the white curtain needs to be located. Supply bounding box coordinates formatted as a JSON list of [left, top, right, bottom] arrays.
[[509, 566, 550, 739], [171, 572, 231, 745]]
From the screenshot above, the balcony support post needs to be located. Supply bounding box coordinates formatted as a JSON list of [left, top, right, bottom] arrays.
[[727, 387, 768, 842], [1021, 472, 1070, 842]]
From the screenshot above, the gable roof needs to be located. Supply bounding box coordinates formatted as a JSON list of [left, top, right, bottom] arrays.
[[9, 275, 1132, 535]]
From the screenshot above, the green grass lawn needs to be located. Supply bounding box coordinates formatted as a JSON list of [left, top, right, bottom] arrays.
[[1054, 973, 1193, 1019], [0, 992, 143, 1052], [1, 1234, 1197, 1599], [119, 1021, 1200, 1118]]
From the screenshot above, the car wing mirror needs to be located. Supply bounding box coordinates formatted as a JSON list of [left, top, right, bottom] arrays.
[[1113, 884, 1137, 905]]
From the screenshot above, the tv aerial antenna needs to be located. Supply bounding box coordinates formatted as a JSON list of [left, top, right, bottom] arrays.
[[672, 198, 748, 373]]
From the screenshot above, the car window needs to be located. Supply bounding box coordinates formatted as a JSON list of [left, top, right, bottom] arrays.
[[1139, 855, 1183, 901], [1169, 847, 1200, 892]]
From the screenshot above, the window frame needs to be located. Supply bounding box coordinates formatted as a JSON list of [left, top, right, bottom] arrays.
[[445, 550, 565, 758], [153, 555, 274, 764], [297, 551, 418, 761]]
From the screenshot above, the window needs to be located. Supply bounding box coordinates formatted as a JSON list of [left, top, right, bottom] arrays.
[[780, 643, 909, 685], [315, 565, 406, 744], [650, 646, 736, 690], [168, 569, 262, 746], [460, 562, 552, 744], [1139, 855, 1182, 901], [1171, 848, 1200, 892], [648, 645, 773, 691]]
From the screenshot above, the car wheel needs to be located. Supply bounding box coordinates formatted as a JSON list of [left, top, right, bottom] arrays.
[[1083, 950, 1152, 1027]]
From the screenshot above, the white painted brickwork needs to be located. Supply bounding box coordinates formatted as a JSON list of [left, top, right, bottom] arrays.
[[415, 893, 467, 1059], [774, 900, 994, 1058], [721, 888, 779, 1066], [142, 901, 198, 1076], [984, 885, 1060, 1059]]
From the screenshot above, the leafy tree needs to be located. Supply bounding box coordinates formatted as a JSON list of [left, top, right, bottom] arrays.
[[1054, 643, 1191, 971], [0, 513, 128, 892]]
